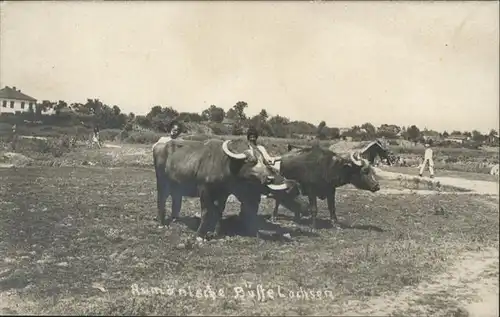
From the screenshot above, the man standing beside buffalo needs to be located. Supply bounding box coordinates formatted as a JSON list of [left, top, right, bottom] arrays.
[[246, 126, 281, 170], [153, 120, 183, 149]]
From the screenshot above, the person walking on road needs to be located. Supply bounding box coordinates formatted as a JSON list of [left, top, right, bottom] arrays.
[[419, 141, 435, 178]]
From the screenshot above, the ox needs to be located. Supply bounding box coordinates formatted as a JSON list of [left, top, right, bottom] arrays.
[[270, 144, 380, 228], [153, 138, 297, 238]]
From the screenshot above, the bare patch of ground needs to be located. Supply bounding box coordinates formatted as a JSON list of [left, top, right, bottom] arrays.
[[339, 247, 498, 316]]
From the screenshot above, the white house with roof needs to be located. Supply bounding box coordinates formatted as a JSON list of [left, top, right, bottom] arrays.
[[0, 86, 38, 114]]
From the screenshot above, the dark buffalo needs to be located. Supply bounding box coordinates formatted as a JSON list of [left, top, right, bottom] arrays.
[[153, 138, 296, 238], [271, 144, 380, 228], [290, 139, 396, 166], [345, 140, 397, 166]]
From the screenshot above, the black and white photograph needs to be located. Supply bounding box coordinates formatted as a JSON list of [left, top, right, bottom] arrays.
[[0, 1, 498, 315]]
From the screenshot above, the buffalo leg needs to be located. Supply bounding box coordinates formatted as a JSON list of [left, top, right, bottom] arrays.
[[155, 170, 170, 226], [196, 188, 213, 238], [170, 186, 182, 221], [308, 195, 318, 229], [271, 200, 280, 222], [327, 189, 339, 226], [240, 200, 260, 237], [197, 187, 225, 239], [213, 195, 228, 237], [237, 192, 261, 238]]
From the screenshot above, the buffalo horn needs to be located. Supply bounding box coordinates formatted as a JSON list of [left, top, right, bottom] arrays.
[[362, 158, 370, 167], [222, 140, 247, 160], [267, 183, 288, 191], [350, 151, 363, 166]]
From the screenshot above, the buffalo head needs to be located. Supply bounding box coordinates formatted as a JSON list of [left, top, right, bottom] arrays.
[[222, 139, 288, 191], [344, 151, 380, 192]]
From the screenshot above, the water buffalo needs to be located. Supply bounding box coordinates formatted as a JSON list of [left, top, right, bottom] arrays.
[[289, 139, 396, 166], [348, 140, 397, 166], [153, 138, 296, 238], [271, 144, 380, 228]]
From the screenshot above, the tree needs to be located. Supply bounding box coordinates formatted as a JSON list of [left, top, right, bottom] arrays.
[[268, 115, 290, 138], [54, 100, 68, 116], [471, 130, 485, 142], [233, 101, 248, 120], [201, 105, 225, 123], [377, 124, 401, 139], [258, 109, 268, 120], [361, 122, 376, 138], [81, 99, 103, 115], [36, 100, 55, 116], [407, 125, 421, 141], [135, 115, 151, 128], [112, 105, 121, 116], [316, 121, 327, 140], [442, 131, 449, 138], [489, 129, 498, 137], [147, 106, 163, 120], [178, 112, 203, 122], [329, 127, 340, 139], [226, 108, 238, 120]]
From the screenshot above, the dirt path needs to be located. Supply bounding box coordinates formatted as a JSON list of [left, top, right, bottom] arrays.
[[339, 247, 499, 316], [338, 196, 499, 317], [375, 167, 499, 196]]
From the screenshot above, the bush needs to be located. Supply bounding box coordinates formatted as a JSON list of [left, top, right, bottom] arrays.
[[10, 136, 73, 158], [208, 123, 230, 135], [123, 130, 162, 144], [99, 129, 122, 142]]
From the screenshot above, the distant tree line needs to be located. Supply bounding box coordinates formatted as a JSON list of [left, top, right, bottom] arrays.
[[2, 98, 498, 145]]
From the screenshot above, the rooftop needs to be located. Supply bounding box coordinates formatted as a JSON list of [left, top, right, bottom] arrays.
[[0, 86, 37, 102]]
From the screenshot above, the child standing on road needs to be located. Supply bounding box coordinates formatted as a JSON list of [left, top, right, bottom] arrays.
[[419, 141, 435, 178]]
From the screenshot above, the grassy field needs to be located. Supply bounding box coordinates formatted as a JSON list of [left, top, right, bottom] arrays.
[[0, 166, 498, 315]]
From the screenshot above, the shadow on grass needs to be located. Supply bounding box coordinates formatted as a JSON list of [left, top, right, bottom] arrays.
[[176, 214, 320, 241], [270, 214, 386, 232]]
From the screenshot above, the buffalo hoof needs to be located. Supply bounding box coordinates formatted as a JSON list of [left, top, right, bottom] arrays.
[[205, 232, 220, 241], [270, 217, 278, 223], [153, 215, 169, 224], [196, 236, 207, 244]]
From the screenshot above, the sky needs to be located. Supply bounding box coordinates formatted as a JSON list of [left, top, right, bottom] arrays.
[[1, 1, 498, 134]]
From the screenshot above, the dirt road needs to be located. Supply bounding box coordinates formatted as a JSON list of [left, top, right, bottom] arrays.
[[355, 169, 499, 316], [375, 167, 499, 196]]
